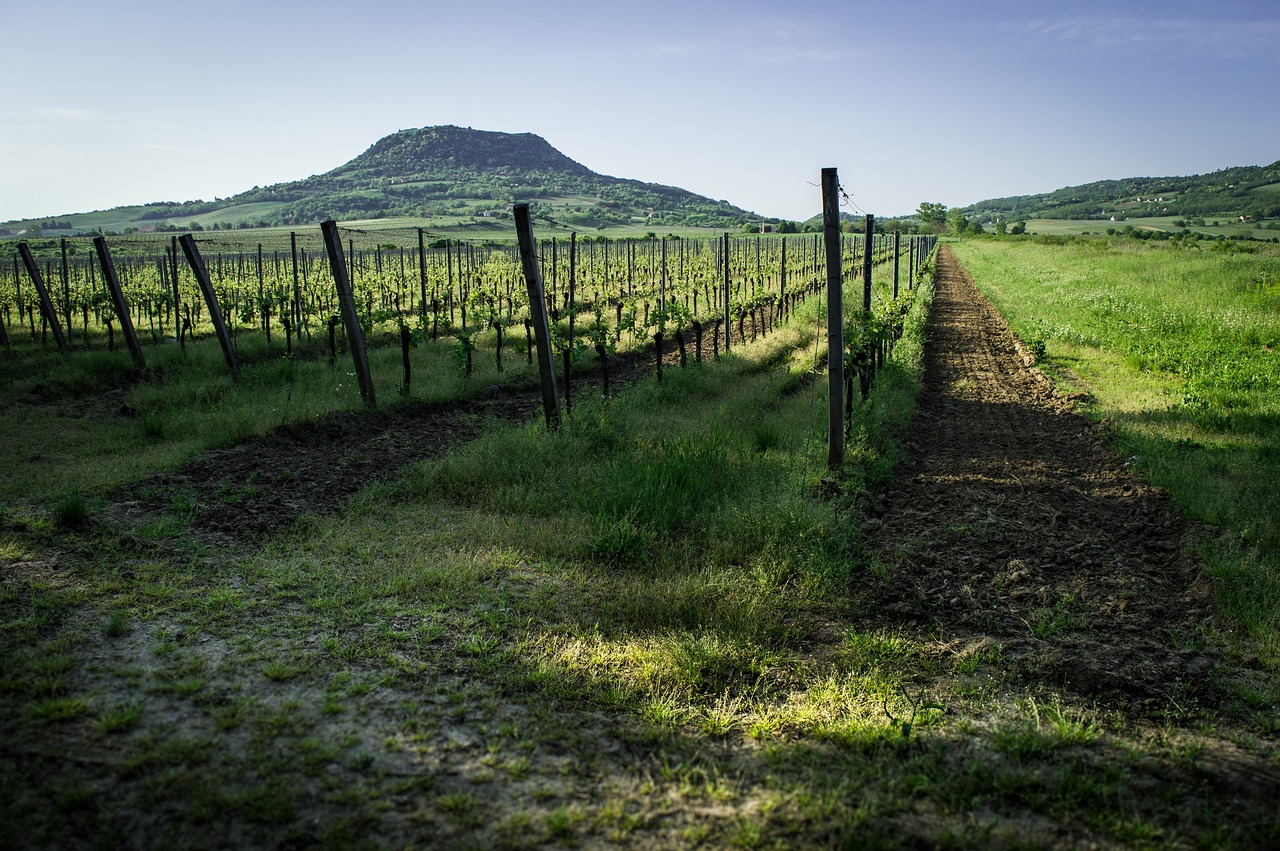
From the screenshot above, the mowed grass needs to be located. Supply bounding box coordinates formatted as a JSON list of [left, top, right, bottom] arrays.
[[951, 236, 1280, 665]]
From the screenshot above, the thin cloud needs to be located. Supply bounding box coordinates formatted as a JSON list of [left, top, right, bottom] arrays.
[[746, 16, 813, 39], [1009, 14, 1280, 55], [32, 107, 103, 121], [746, 46, 848, 64], [650, 42, 707, 55]]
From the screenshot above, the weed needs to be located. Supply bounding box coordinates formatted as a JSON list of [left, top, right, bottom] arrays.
[[99, 702, 143, 733], [103, 610, 130, 638], [52, 491, 89, 528], [31, 696, 90, 722]]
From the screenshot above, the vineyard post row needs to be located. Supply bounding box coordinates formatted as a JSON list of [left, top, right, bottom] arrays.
[[3, 225, 934, 407]]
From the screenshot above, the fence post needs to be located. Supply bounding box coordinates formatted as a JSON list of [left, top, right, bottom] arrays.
[[908, 237, 916, 290], [417, 228, 428, 326], [513, 204, 561, 430], [92, 237, 146, 368], [722, 232, 731, 352], [862, 215, 874, 313], [892, 231, 901, 300], [17, 243, 70, 353], [821, 168, 845, 471], [60, 238, 71, 333], [179, 234, 239, 376], [320, 221, 376, 408]]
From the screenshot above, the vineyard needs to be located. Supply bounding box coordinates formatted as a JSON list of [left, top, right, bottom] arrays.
[[4, 202, 1279, 847], [2, 226, 931, 380], [0, 220, 933, 506]]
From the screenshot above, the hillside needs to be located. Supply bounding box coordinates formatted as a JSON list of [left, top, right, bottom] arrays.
[[1, 126, 759, 236], [962, 161, 1280, 223]]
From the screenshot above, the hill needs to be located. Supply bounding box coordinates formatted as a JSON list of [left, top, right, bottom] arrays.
[[1, 126, 760, 236], [962, 161, 1280, 223]]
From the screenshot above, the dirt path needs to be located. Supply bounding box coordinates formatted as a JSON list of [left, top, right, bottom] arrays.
[[867, 246, 1219, 710]]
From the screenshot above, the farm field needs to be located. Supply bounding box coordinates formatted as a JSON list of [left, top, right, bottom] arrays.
[[3, 231, 1279, 848], [1015, 216, 1280, 240], [951, 236, 1280, 666]]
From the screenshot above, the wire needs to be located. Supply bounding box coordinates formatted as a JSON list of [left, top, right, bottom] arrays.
[[837, 182, 868, 217]]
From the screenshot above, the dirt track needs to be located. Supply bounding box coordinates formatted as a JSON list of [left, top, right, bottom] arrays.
[[867, 246, 1219, 710]]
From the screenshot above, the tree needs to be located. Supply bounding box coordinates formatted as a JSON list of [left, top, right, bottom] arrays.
[[917, 201, 947, 229], [948, 210, 970, 235], [995, 218, 1008, 236]]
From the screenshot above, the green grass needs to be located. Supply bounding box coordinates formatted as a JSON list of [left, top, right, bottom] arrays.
[[1016, 216, 1280, 240], [4, 247, 1278, 847], [952, 236, 1280, 666]]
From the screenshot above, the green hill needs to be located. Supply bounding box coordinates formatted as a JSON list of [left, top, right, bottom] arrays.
[[962, 161, 1280, 223], [1, 125, 761, 236]]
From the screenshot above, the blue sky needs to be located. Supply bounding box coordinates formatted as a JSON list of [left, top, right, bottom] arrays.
[[1, 0, 1276, 223]]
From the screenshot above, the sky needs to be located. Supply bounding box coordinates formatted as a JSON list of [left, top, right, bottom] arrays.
[[1, 0, 1277, 224]]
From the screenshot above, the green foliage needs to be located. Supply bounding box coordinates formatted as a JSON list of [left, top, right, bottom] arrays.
[[963, 160, 1280, 224], [916, 201, 947, 226]]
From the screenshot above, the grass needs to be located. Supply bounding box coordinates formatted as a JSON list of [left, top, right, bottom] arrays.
[[951, 236, 1280, 667], [2, 247, 1278, 847]]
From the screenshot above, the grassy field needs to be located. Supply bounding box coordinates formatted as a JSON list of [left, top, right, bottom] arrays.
[[4, 245, 1279, 847], [951, 236, 1280, 665], [1015, 216, 1280, 240]]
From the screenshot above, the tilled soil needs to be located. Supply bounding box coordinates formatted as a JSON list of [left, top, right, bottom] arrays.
[[97, 304, 800, 553], [866, 246, 1220, 710]]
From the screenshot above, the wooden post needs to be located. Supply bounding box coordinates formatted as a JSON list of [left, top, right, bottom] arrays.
[[170, 236, 182, 350], [17, 243, 70, 353], [908, 237, 915, 290], [722, 232, 731, 352], [417, 228, 428, 325], [513, 204, 561, 430], [862, 214, 874, 314], [821, 168, 845, 470], [60, 238, 71, 333], [321, 220, 376, 408], [179, 234, 239, 376], [290, 232, 302, 329], [92, 237, 146, 368], [892, 231, 901, 300], [565, 231, 576, 412]]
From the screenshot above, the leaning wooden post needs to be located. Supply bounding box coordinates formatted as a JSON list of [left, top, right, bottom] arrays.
[[60, 238, 71, 333], [169, 236, 183, 348], [178, 234, 239, 376], [17, 243, 70, 353], [92, 237, 146, 369], [821, 168, 845, 470], [320, 220, 376, 408], [513, 203, 561, 430]]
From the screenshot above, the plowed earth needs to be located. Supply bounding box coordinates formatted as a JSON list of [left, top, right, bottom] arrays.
[[867, 246, 1220, 709]]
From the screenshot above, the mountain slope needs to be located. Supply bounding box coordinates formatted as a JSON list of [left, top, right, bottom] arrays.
[[962, 161, 1280, 222], [3, 126, 758, 234]]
